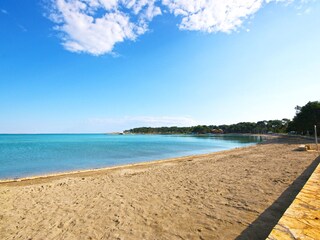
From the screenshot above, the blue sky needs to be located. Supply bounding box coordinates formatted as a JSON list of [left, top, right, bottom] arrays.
[[0, 0, 320, 133]]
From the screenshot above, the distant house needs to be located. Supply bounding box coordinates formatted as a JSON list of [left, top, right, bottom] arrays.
[[211, 129, 224, 134]]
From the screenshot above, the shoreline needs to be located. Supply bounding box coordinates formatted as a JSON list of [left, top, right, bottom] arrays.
[[0, 134, 271, 184], [0, 143, 258, 185], [2, 135, 318, 239]]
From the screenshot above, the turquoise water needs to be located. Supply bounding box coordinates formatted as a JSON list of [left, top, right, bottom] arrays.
[[0, 134, 262, 180]]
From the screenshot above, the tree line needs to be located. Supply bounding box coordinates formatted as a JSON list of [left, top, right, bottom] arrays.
[[124, 101, 320, 136], [124, 120, 290, 134]]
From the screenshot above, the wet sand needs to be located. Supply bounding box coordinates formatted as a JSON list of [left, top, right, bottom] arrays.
[[0, 136, 319, 240]]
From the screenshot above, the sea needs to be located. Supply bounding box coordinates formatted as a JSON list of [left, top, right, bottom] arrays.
[[0, 134, 262, 180]]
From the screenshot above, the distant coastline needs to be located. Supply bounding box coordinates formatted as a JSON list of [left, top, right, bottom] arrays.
[[124, 119, 291, 135]]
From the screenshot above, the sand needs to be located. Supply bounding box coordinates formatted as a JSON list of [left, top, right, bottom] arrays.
[[0, 136, 319, 240]]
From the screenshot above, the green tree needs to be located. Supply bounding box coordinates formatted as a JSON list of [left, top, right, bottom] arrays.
[[288, 101, 320, 135], [191, 125, 211, 134]]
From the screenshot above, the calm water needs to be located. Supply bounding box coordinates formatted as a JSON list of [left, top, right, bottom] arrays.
[[0, 134, 262, 179]]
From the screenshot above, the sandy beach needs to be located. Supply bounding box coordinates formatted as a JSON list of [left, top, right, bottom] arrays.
[[0, 136, 319, 240]]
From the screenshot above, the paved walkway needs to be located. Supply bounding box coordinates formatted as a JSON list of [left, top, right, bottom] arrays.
[[267, 163, 320, 239]]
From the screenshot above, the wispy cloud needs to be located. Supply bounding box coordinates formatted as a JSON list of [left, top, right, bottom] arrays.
[[17, 24, 27, 32], [47, 0, 309, 56], [297, 6, 313, 15], [88, 116, 198, 129], [1, 8, 28, 32], [1, 9, 8, 14]]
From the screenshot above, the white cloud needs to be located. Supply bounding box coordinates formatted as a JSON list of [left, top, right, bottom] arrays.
[[162, 0, 310, 33], [162, 0, 263, 32], [48, 0, 305, 55], [49, 0, 161, 55]]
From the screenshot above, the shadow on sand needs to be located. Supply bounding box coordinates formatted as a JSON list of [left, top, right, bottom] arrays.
[[235, 154, 320, 240]]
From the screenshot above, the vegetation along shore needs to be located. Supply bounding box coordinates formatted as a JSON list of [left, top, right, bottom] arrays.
[[125, 101, 320, 136]]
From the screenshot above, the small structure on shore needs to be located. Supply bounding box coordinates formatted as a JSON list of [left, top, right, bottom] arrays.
[[296, 144, 318, 152], [211, 128, 224, 134], [105, 132, 124, 135]]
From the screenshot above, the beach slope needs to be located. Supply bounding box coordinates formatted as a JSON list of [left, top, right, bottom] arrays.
[[0, 136, 319, 240]]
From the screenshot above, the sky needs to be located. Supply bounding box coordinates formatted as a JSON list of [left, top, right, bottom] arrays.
[[0, 0, 320, 133]]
